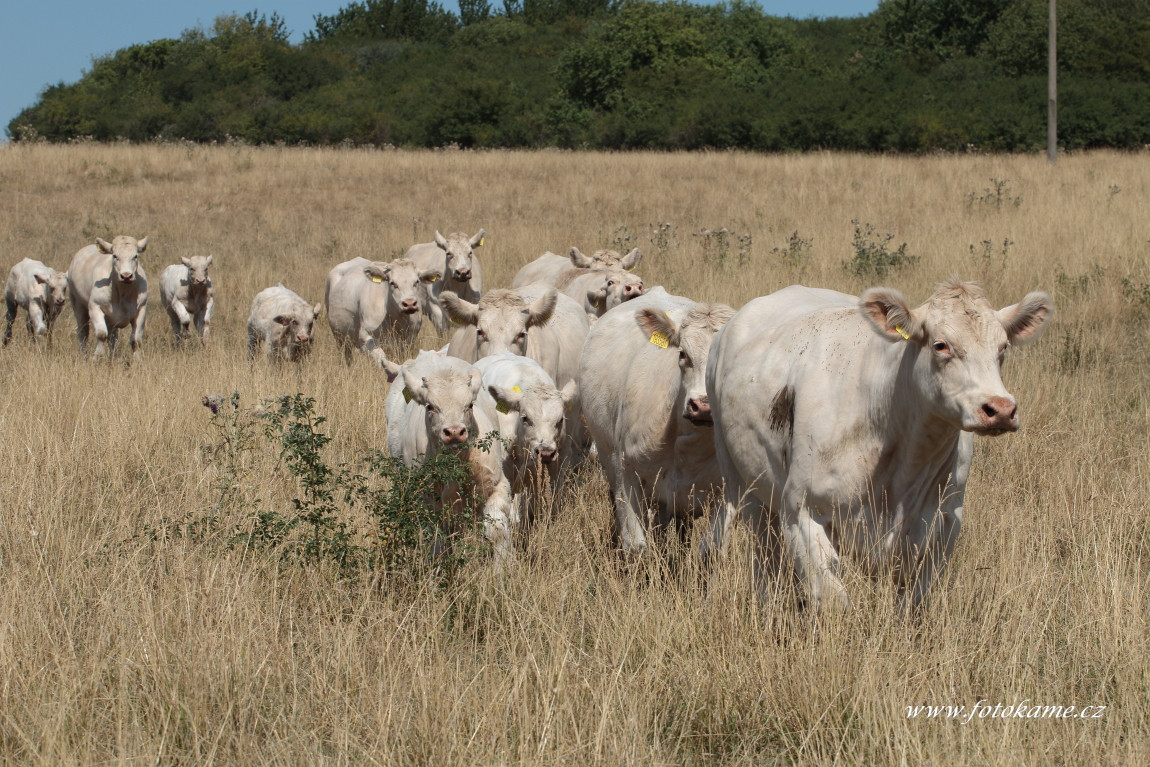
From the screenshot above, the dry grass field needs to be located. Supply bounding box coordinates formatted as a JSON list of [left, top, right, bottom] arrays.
[[0, 142, 1148, 765]]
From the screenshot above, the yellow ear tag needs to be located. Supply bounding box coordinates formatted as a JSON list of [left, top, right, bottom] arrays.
[[450, 316, 464, 325], [427, 274, 439, 283], [402, 387, 413, 403], [894, 325, 910, 340], [649, 331, 669, 349], [479, 237, 485, 247], [371, 275, 383, 283], [495, 401, 510, 414]]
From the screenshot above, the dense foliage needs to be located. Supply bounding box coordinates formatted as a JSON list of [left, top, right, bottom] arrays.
[[9, 0, 1150, 150]]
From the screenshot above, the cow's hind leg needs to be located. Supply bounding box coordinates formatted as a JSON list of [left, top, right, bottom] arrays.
[[3, 299, 16, 346]]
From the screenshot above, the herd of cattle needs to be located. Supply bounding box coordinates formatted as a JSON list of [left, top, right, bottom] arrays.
[[3, 230, 1053, 609]]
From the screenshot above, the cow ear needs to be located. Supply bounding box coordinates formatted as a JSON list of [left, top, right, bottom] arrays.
[[34, 273, 49, 285], [421, 269, 442, 284], [274, 314, 292, 327], [621, 247, 642, 271], [568, 247, 593, 268], [860, 287, 922, 342], [636, 308, 680, 348], [586, 286, 607, 309], [401, 370, 428, 406], [381, 357, 401, 383], [998, 291, 1053, 345], [181, 257, 193, 268], [364, 265, 388, 283], [96, 238, 113, 254], [527, 289, 558, 327], [205, 255, 213, 267], [136, 237, 148, 252], [470, 229, 486, 249], [434, 230, 448, 250], [560, 379, 578, 405], [312, 303, 323, 318], [488, 383, 523, 413], [441, 291, 479, 325]]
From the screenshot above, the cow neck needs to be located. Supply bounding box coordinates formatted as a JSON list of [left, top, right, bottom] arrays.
[[873, 338, 963, 481]]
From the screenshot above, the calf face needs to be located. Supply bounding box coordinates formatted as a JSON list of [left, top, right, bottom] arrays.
[[442, 288, 558, 358], [34, 271, 68, 316], [364, 258, 439, 316], [181, 255, 213, 287], [587, 269, 644, 312], [861, 282, 1053, 435], [434, 229, 485, 284], [636, 303, 736, 425], [273, 302, 323, 361], [404, 367, 483, 447], [97, 235, 147, 284], [489, 380, 578, 464]]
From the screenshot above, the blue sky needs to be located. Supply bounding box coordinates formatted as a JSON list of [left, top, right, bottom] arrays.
[[1, 1, 879, 138]]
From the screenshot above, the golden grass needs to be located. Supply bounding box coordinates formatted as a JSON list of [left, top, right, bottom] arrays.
[[0, 142, 1148, 765]]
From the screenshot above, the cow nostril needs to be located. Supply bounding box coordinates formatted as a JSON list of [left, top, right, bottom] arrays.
[[982, 403, 998, 418]]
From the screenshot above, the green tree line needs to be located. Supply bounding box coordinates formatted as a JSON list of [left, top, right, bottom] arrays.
[[9, 0, 1150, 151]]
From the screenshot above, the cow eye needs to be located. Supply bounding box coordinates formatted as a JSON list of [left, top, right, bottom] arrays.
[[515, 332, 527, 343], [465, 403, 473, 411], [476, 329, 486, 339], [521, 415, 531, 425], [426, 404, 437, 414], [678, 350, 689, 365], [932, 340, 950, 354]]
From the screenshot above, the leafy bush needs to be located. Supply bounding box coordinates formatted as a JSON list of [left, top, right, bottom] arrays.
[[147, 392, 495, 585], [843, 220, 919, 279]]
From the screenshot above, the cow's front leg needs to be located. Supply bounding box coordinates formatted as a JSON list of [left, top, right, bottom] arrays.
[[131, 303, 147, 359], [89, 304, 110, 359]]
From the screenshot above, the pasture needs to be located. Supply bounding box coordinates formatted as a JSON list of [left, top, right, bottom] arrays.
[[0, 142, 1147, 764]]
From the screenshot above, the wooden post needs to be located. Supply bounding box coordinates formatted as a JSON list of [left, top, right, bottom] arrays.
[[1048, 0, 1057, 163]]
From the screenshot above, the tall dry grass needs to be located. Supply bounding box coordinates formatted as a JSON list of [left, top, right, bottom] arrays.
[[0, 142, 1147, 765]]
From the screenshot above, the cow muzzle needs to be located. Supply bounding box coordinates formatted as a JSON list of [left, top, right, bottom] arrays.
[[441, 425, 469, 445], [685, 397, 713, 425], [119, 273, 135, 283], [401, 299, 419, 314], [972, 396, 1019, 435], [535, 446, 558, 464], [453, 269, 471, 282], [624, 282, 644, 299]]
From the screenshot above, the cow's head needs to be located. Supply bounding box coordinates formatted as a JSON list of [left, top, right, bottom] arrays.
[[434, 229, 485, 284], [569, 246, 642, 272], [34, 270, 68, 312], [636, 302, 735, 425], [274, 301, 323, 361], [404, 367, 482, 448], [861, 281, 1052, 435], [365, 257, 439, 316], [442, 288, 557, 358], [488, 379, 578, 465], [181, 255, 213, 287], [586, 268, 644, 314], [97, 235, 147, 284]]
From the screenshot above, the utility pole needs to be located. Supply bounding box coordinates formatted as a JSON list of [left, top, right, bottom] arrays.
[[1048, 0, 1057, 163]]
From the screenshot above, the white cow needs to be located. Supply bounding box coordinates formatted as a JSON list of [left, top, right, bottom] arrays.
[[442, 283, 591, 456], [705, 280, 1053, 611], [553, 266, 645, 319], [158, 255, 214, 345], [67, 236, 149, 360], [4, 259, 68, 347], [404, 229, 485, 334], [474, 352, 579, 524], [325, 256, 440, 367], [387, 352, 515, 562], [578, 287, 735, 554], [511, 246, 642, 288], [246, 285, 323, 363]]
